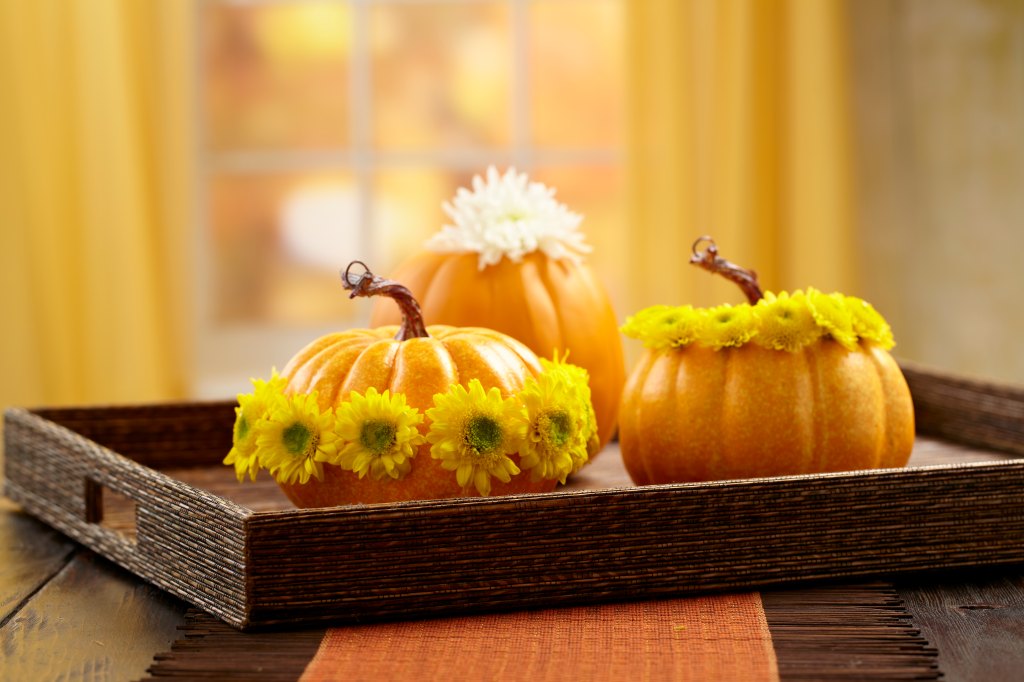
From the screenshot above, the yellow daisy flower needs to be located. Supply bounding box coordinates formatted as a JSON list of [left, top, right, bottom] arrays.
[[330, 387, 426, 481], [846, 296, 896, 349], [425, 379, 526, 496], [753, 291, 822, 352], [256, 391, 339, 486], [657, 305, 703, 348], [547, 357, 600, 467], [806, 288, 858, 350], [621, 305, 669, 349], [621, 305, 703, 349], [696, 304, 758, 350], [517, 358, 593, 484], [223, 370, 287, 482]]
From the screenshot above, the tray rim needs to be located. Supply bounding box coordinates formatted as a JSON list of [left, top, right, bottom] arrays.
[[247, 454, 1024, 520], [6, 404, 1023, 522]]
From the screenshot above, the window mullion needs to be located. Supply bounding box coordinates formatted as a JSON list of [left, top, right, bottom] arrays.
[[351, 0, 375, 263], [510, 0, 532, 172]]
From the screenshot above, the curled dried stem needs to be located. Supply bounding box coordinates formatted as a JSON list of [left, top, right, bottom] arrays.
[[689, 236, 764, 304], [342, 261, 429, 341]]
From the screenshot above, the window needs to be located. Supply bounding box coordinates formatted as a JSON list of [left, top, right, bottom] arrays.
[[196, 0, 626, 397]]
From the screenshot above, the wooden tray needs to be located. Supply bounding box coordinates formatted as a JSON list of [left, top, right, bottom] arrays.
[[4, 362, 1023, 630]]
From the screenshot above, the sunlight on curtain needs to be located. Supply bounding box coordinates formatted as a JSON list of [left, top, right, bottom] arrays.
[[626, 0, 856, 316], [0, 1, 194, 418]]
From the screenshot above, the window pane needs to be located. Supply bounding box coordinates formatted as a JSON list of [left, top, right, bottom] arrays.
[[371, 2, 511, 150], [209, 171, 363, 325], [203, 1, 352, 151], [369, 168, 476, 274], [529, 0, 625, 148], [531, 166, 628, 315]]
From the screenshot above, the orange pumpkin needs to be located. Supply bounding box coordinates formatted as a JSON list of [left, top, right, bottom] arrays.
[[618, 238, 915, 484], [225, 262, 597, 508], [370, 168, 625, 453]]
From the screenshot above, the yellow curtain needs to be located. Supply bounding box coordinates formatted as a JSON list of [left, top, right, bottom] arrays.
[[0, 1, 194, 418], [626, 0, 856, 311]]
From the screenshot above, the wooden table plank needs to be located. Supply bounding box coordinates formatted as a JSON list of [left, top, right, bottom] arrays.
[[0, 502, 77, 625], [0, 543, 188, 681], [897, 568, 1024, 682]]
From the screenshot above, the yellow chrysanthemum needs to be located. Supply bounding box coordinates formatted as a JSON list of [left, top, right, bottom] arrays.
[[517, 358, 593, 483], [752, 291, 822, 352], [620, 305, 669, 349], [659, 306, 703, 348], [806, 288, 858, 350], [846, 296, 895, 349], [554, 359, 602, 464], [621, 305, 702, 350], [223, 370, 287, 482], [329, 388, 426, 481], [425, 379, 526, 496], [696, 304, 758, 349], [256, 391, 339, 485]]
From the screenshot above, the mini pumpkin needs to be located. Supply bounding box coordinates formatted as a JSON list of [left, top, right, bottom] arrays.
[[618, 237, 915, 484], [369, 167, 625, 454], [225, 261, 597, 507]]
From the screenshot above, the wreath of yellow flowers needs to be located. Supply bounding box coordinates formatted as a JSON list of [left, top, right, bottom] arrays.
[[621, 288, 895, 352], [224, 358, 596, 497]]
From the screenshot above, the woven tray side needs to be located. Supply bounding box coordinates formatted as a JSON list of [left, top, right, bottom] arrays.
[[241, 460, 1024, 625], [30, 401, 236, 469], [3, 407, 252, 626], [901, 361, 1024, 456]]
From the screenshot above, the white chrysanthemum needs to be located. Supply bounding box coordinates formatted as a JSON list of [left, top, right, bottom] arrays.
[[425, 166, 591, 269]]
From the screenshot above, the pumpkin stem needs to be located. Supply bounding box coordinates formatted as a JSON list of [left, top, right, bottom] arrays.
[[689, 236, 764, 304], [342, 261, 429, 341]]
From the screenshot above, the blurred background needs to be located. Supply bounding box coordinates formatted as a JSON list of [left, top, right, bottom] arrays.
[[0, 0, 1022, 424]]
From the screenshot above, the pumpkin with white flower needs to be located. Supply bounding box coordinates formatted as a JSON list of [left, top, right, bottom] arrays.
[[618, 237, 915, 484], [369, 167, 625, 455], [224, 261, 597, 507]]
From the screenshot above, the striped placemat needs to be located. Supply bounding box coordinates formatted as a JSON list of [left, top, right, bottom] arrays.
[[139, 583, 938, 681]]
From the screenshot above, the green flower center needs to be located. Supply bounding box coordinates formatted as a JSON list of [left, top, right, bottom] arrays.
[[283, 422, 316, 458], [360, 419, 397, 455], [235, 414, 250, 442], [465, 415, 503, 455], [539, 410, 572, 449]]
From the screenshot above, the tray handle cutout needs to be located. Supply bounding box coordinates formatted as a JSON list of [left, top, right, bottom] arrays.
[[84, 478, 138, 544]]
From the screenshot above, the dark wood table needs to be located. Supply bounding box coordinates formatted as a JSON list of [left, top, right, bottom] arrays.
[[1, 497, 185, 681]]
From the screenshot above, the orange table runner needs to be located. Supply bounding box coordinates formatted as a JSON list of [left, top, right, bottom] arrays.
[[300, 592, 778, 682]]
